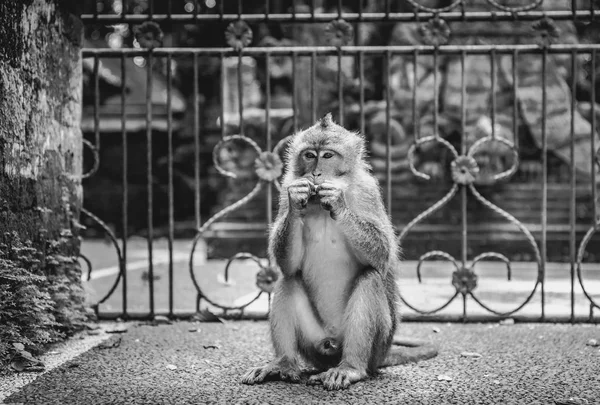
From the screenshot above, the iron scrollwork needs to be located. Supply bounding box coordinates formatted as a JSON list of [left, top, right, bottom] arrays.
[[398, 119, 542, 317], [189, 133, 291, 314]]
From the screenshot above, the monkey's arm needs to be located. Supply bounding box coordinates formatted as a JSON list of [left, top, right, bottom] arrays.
[[269, 179, 313, 276], [269, 209, 303, 277], [318, 181, 395, 272], [336, 208, 394, 271]]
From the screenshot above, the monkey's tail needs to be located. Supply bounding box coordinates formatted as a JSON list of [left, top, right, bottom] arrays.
[[380, 337, 438, 368]]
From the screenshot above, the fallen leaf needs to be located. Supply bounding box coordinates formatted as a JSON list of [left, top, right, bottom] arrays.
[[203, 344, 220, 350], [68, 363, 80, 368], [193, 309, 223, 323], [166, 364, 177, 370], [10, 360, 26, 372], [84, 323, 101, 330], [437, 375, 452, 382], [12, 343, 25, 351], [97, 336, 122, 349], [87, 329, 102, 336], [555, 398, 589, 405], [432, 327, 440, 333], [106, 326, 128, 334], [153, 315, 172, 325], [585, 339, 599, 347], [460, 352, 482, 358], [499, 318, 515, 325], [47, 351, 61, 355], [188, 328, 199, 333]]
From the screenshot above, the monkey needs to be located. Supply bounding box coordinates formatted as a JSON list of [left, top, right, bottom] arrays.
[[241, 114, 438, 390]]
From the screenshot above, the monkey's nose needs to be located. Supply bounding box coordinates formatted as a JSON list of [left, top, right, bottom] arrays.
[[312, 172, 322, 177]]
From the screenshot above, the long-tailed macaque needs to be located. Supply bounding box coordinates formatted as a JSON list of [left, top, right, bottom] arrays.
[[242, 114, 437, 390]]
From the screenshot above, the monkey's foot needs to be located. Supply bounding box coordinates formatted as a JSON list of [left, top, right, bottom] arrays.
[[306, 366, 367, 390], [241, 360, 302, 385]]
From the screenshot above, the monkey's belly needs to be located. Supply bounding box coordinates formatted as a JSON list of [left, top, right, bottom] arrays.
[[300, 209, 361, 335]]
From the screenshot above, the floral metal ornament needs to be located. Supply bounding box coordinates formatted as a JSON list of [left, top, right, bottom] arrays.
[[255, 151, 283, 182], [133, 21, 164, 49], [532, 17, 561, 47], [256, 265, 279, 294], [452, 267, 478, 295], [399, 118, 539, 318], [189, 133, 293, 314], [225, 20, 253, 51], [326, 19, 354, 47], [419, 17, 451, 47], [451, 156, 479, 185]]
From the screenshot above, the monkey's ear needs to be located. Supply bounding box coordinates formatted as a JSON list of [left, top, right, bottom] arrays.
[[319, 113, 334, 129]]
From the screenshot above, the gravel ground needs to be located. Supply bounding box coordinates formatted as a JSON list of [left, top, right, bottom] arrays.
[[3, 321, 600, 405], [0, 322, 122, 403]]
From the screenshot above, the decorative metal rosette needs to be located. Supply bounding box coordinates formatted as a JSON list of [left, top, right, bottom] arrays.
[[225, 20, 253, 51], [189, 133, 293, 312], [255, 151, 284, 182], [532, 17, 561, 47], [451, 156, 479, 185], [452, 267, 478, 295], [133, 21, 164, 49], [420, 17, 451, 47], [326, 19, 354, 47], [400, 124, 538, 317]]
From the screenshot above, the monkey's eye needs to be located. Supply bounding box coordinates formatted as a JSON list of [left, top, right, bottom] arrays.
[[322, 152, 334, 159], [304, 152, 316, 160]]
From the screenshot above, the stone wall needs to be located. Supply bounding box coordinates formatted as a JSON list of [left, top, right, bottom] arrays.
[[0, 0, 85, 360]]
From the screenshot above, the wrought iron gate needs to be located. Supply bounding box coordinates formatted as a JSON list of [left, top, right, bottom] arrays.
[[80, 0, 600, 322]]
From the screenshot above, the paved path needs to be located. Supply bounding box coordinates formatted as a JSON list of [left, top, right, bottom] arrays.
[[2, 321, 600, 404]]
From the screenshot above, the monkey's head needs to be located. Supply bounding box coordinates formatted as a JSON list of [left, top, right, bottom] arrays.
[[286, 113, 369, 185]]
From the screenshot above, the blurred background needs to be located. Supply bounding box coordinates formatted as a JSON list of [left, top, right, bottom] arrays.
[[78, 0, 600, 319]]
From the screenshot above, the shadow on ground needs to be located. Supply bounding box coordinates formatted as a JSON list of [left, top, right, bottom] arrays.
[[4, 322, 600, 405]]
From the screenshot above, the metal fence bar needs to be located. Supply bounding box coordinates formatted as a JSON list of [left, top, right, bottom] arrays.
[[460, 51, 467, 268], [167, 54, 174, 317], [292, 51, 298, 132], [93, 58, 100, 151], [338, 49, 343, 126], [82, 44, 600, 57], [541, 50, 548, 321], [413, 49, 419, 141], [570, 51, 577, 322], [146, 51, 155, 317], [237, 52, 244, 135], [80, 10, 599, 23], [220, 52, 226, 139], [512, 50, 519, 154], [193, 53, 201, 229], [265, 53, 272, 225], [120, 53, 128, 317], [593, 50, 598, 228], [311, 51, 317, 123], [358, 51, 365, 137], [385, 51, 392, 212]]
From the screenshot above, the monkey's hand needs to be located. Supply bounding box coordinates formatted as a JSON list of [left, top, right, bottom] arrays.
[[287, 178, 315, 212], [317, 181, 347, 219]]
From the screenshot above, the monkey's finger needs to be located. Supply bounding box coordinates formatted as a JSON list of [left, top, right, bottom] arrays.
[[307, 372, 326, 386], [317, 190, 340, 198], [241, 367, 267, 384], [289, 186, 311, 194], [317, 182, 341, 191]]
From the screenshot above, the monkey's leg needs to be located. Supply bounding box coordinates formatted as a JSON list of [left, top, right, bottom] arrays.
[[307, 269, 392, 390], [242, 278, 326, 385]]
